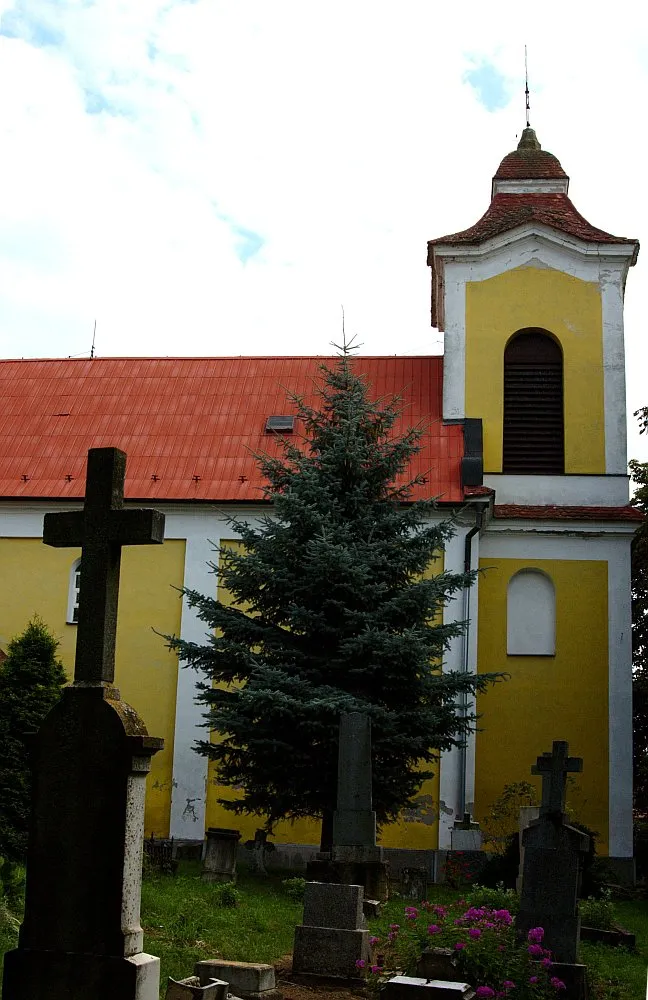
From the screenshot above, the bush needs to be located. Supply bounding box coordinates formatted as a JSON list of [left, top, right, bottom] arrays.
[[476, 833, 520, 889], [466, 882, 519, 914], [281, 877, 306, 901], [579, 889, 615, 930], [214, 882, 241, 908], [368, 900, 571, 998]]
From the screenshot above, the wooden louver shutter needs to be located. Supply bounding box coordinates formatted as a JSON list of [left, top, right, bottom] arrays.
[[503, 330, 564, 474]]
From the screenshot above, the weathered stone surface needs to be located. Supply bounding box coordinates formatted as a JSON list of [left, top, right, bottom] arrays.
[[3, 950, 161, 1000], [195, 961, 275, 994], [302, 882, 364, 930], [202, 827, 241, 882], [166, 976, 228, 999], [332, 713, 376, 847], [381, 977, 475, 999], [292, 926, 370, 977], [416, 948, 458, 982]]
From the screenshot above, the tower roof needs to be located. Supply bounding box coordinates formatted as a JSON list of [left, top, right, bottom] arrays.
[[493, 127, 568, 183]]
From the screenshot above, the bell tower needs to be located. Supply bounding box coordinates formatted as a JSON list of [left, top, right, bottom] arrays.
[[427, 127, 639, 505]]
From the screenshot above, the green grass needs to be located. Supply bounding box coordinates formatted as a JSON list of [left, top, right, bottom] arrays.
[[579, 899, 648, 1000], [141, 865, 303, 992]]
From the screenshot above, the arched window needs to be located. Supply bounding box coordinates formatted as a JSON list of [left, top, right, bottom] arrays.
[[507, 569, 556, 656], [67, 559, 81, 624], [503, 329, 564, 474]]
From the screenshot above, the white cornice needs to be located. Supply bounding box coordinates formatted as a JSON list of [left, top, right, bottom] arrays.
[[492, 178, 569, 196], [431, 223, 639, 268]]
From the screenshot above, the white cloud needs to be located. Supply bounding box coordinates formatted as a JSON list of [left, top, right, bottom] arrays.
[[0, 0, 646, 461]]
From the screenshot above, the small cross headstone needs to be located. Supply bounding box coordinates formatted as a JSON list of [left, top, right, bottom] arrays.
[[516, 740, 590, 971], [2, 448, 166, 1000]]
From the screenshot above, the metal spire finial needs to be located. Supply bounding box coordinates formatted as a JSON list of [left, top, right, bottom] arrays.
[[524, 45, 531, 128]]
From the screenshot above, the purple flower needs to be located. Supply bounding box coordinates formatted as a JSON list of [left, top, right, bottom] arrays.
[[427, 924, 441, 935], [527, 926, 544, 944], [493, 909, 513, 925], [542, 957, 553, 968], [468, 927, 482, 939], [502, 982, 515, 989], [475, 988, 495, 999], [370, 966, 382, 975], [527, 944, 544, 957], [433, 905, 447, 918], [355, 959, 366, 969], [389, 924, 400, 931], [454, 941, 466, 950], [550, 978, 567, 991], [369, 936, 380, 947], [528, 977, 538, 984]]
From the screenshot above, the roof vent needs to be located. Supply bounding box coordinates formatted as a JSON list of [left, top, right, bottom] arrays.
[[265, 415, 294, 434]]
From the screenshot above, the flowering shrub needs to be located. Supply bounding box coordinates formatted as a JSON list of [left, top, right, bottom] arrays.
[[444, 851, 481, 888], [367, 900, 567, 998]]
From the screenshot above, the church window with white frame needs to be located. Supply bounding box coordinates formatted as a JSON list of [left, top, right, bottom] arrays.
[[506, 568, 556, 656], [67, 559, 81, 624]]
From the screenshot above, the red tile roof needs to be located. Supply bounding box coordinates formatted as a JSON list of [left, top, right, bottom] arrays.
[[494, 504, 644, 523], [0, 356, 465, 503], [493, 148, 567, 181], [428, 193, 633, 250]]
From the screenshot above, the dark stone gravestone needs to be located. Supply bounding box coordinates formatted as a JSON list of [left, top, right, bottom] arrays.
[[2, 448, 165, 1000], [516, 740, 590, 1000], [202, 827, 242, 882], [306, 713, 389, 901]]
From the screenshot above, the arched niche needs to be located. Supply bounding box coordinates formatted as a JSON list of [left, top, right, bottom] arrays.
[[503, 328, 564, 474], [507, 568, 556, 656]]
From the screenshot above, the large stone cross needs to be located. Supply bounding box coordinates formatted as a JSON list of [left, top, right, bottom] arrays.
[[531, 739, 582, 817], [43, 447, 165, 685]]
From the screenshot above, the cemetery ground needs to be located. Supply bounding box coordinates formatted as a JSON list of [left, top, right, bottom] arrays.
[[2, 863, 648, 999]]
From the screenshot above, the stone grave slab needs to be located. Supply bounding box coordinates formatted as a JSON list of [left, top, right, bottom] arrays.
[[195, 960, 281, 1000], [202, 827, 241, 882], [166, 977, 228, 999], [381, 977, 475, 1000], [292, 882, 370, 978]]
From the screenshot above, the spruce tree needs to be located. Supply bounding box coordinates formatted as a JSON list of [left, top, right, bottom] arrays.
[[0, 617, 67, 863], [167, 349, 502, 839]]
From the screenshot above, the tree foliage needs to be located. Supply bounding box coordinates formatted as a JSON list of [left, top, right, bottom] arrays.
[[0, 617, 67, 862], [166, 350, 502, 833]]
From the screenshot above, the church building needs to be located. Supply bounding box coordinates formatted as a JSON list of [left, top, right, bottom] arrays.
[[0, 128, 641, 876]]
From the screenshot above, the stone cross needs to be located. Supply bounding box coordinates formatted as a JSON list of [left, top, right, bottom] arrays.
[[531, 739, 582, 817], [43, 447, 165, 685], [3, 447, 166, 1000]]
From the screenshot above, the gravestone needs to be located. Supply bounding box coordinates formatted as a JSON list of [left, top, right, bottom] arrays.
[[244, 828, 276, 874], [292, 881, 370, 978], [381, 977, 475, 999], [307, 713, 389, 901], [2, 447, 165, 1000], [516, 805, 540, 893], [166, 977, 228, 1000], [195, 960, 282, 1000], [202, 827, 241, 882], [516, 740, 590, 998], [450, 813, 482, 851]]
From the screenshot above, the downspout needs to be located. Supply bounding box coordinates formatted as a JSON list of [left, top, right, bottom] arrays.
[[457, 503, 486, 819]]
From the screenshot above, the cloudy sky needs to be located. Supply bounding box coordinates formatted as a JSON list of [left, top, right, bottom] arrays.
[[1, 0, 646, 461]]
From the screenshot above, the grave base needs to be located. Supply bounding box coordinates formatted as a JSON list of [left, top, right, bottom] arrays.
[[3, 947, 160, 1000], [292, 925, 369, 977], [549, 963, 588, 1000]]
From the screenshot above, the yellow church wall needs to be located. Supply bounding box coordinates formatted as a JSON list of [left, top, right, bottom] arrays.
[[205, 541, 441, 850], [465, 267, 605, 474], [474, 557, 609, 853], [0, 536, 185, 839]]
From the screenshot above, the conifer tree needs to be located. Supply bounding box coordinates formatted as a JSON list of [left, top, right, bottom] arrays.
[[167, 348, 502, 839], [0, 617, 67, 863]]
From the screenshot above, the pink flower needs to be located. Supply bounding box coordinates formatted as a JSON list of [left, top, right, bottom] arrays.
[[369, 936, 380, 946], [454, 941, 466, 950], [550, 978, 567, 991], [468, 927, 482, 939], [389, 924, 400, 931], [493, 909, 513, 925], [433, 905, 447, 918], [427, 924, 441, 935], [527, 944, 543, 957], [355, 959, 366, 969], [528, 977, 538, 984], [502, 982, 515, 989], [475, 988, 495, 999], [370, 966, 382, 975], [542, 957, 552, 968], [527, 926, 544, 943]]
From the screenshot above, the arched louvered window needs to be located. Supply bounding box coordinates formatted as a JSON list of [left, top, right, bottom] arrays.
[[503, 329, 564, 474]]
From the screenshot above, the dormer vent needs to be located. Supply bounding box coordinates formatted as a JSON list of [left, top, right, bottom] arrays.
[[265, 415, 294, 433]]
